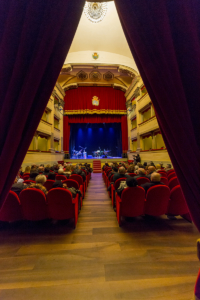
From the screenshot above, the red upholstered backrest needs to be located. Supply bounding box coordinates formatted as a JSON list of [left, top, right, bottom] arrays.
[[114, 178, 126, 190], [160, 177, 169, 186], [168, 185, 189, 215], [81, 169, 87, 176], [157, 172, 168, 178], [167, 169, 175, 175], [128, 173, 137, 177], [109, 174, 114, 183], [47, 188, 74, 220], [157, 170, 167, 175], [168, 172, 176, 181], [168, 177, 179, 190], [62, 179, 79, 189], [24, 180, 36, 184], [121, 186, 145, 217], [145, 185, 170, 216], [56, 175, 67, 181], [136, 177, 150, 185], [20, 188, 48, 221], [43, 180, 55, 191], [70, 174, 83, 186], [23, 175, 30, 180], [0, 191, 23, 222]]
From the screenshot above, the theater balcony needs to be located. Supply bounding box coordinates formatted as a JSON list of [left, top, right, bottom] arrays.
[[131, 127, 137, 140], [138, 116, 159, 136], [137, 92, 151, 111], [54, 127, 60, 140], [37, 119, 52, 136]]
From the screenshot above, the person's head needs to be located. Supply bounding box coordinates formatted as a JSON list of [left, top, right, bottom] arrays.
[[135, 165, 139, 171], [71, 165, 75, 172], [46, 164, 51, 168], [58, 168, 64, 175], [38, 166, 44, 173], [31, 164, 37, 170], [113, 167, 118, 173], [105, 163, 109, 167], [29, 172, 39, 180], [52, 180, 63, 189], [119, 166, 126, 174], [148, 166, 156, 173], [151, 172, 161, 182], [137, 163, 143, 168], [25, 166, 31, 173], [65, 165, 71, 172], [44, 167, 50, 174], [143, 162, 147, 167], [126, 177, 138, 187], [35, 174, 46, 185], [127, 165, 135, 173], [166, 164, 171, 169], [47, 172, 56, 180], [156, 164, 161, 170], [40, 164, 44, 167], [137, 168, 146, 175]]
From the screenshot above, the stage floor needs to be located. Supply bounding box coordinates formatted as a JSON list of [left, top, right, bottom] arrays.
[[64, 158, 128, 167]]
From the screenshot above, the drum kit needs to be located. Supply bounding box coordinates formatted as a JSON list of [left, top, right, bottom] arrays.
[[93, 148, 111, 158]]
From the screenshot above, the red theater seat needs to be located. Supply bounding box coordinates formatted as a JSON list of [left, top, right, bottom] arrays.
[[44, 180, 55, 191], [157, 171, 168, 178], [63, 179, 82, 207], [167, 185, 190, 216], [20, 189, 48, 221], [56, 175, 67, 181], [70, 174, 85, 198], [144, 185, 170, 216], [24, 180, 36, 184], [23, 175, 30, 181], [0, 191, 23, 222], [111, 178, 126, 208], [47, 188, 78, 228], [168, 177, 179, 190], [168, 172, 176, 181], [116, 186, 145, 226], [136, 177, 150, 185], [128, 173, 137, 177], [160, 177, 168, 186], [167, 169, 175, 175]]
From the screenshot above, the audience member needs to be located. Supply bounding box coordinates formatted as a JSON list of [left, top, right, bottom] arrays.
[[134, 168, 148, 179], [24, 166, 31, 174], [11, 177, 28, 196], [126, 164, 135, 174], [29, 174, 48, 195], [51, 180, 81, 199], [156, 164, 162, 171], [141, 172, 164, 193], [43, 167, 50, 175], [47, 172, 56, 180], [29, 171, 39, 181], [146, 166, 156, 179], [113, 166, 131, 183], [117, 177, 138, 197], [165, 164, 172, 172]]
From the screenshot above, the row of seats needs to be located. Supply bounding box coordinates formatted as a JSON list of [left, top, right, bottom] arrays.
[[103, 167, 191, 226], [0, 173, 91, 228]]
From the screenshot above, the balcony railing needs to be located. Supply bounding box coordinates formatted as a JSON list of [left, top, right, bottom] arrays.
[[131, 127, 137, 140], [137, 93, 151, 112], [138, 116, 159, 136]]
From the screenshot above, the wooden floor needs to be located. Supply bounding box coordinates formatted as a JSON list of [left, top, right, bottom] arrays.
[[0, 173, 199, 299]]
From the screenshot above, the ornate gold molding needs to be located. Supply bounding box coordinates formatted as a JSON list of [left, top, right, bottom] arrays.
[[64, 109, 127, 115]]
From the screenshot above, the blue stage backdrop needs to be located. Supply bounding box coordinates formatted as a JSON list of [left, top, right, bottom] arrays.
[[70, 123, 122, 158]]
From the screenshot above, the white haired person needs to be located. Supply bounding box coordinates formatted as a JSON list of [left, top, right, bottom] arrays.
[[28, 174, 48, 195]]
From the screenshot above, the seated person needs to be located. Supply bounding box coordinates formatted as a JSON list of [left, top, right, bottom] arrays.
[[146, 166, 156, 179], [28, 171, 39, 181], [134, 168, 148, 179], [108, 166, 118, 180], [102, 162, 109, 170], [143, 162, 148, 170], [72, 165, 86, 182], [47, 172, 56, 180], [38, 166, 44, 173], [64, 165, 71, 178], [141, 172, 164, 194], [58, 168, 66, 177], [43, 167, 50, 176], [165, 164, 172, 172], [117, 177, 138, 197], [11, 178, 28, 196], [113, 166, 131, 183], [24, 166, 31, 174], [126, 164, 135, 174], [155, 164, 162, 171], [28, 174, 48, 195], [51, 180, 82, 199]]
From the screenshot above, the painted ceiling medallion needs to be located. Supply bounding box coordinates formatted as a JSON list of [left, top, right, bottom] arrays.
[[92, 96, 100, 106], [84, 2, 108, 23], [92, 52, 99, 60]]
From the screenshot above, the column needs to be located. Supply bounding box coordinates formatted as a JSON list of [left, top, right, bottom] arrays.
[[152, 133, 156, 149], [49, 133, 55, 153], [33, 133, 38, 150]]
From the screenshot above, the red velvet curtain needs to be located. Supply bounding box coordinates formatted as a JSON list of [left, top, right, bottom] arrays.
[[115, 0, 200, 296], [64, 87, 126, 111], [63, 115, 128, 152], [0, 0, 84, 206]]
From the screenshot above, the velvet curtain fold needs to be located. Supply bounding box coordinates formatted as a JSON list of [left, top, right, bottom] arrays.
[[0, 0, 84, 206], [114, 0, 200, 296]]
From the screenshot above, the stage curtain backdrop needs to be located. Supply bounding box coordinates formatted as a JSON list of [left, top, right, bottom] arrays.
[[114, 0, 200, 296], [63, 115, 128, 152], [64, 86, 126, 112], [0, 0, 84, 207]]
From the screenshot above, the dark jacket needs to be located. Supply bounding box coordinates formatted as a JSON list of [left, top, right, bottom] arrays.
[[11, 183, 27, 196], [133, 174, 149, 180], [113, 173, 131, 183], [72, 169, 86, 182], [141, 181, 164, 194]]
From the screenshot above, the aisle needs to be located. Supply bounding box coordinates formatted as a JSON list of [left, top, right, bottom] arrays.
[[0, 173, 199, 300]]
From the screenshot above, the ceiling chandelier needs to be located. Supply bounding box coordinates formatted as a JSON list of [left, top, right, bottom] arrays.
[[84, 2, 108, 23]]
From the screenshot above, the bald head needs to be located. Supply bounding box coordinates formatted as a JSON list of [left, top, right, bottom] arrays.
[[119, 166, 126, 174], [138, 168, 146, 175], [151, 172, 161, 182], [148, 166, 156, 173]]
